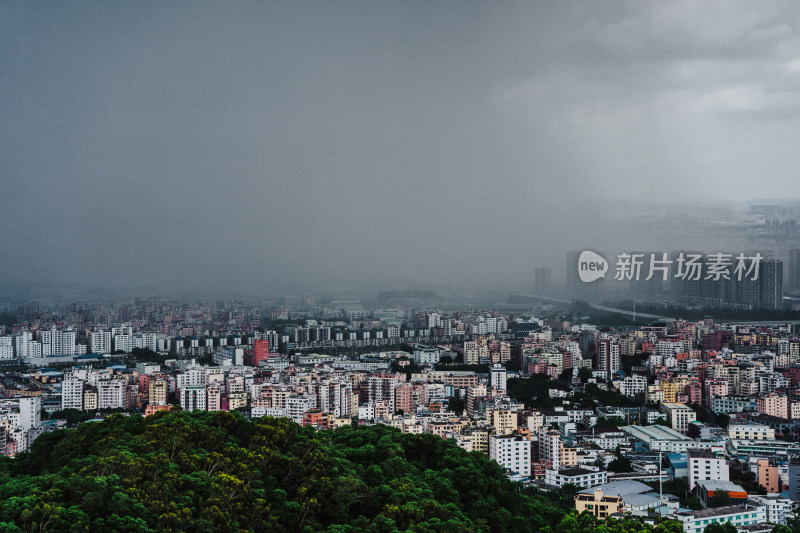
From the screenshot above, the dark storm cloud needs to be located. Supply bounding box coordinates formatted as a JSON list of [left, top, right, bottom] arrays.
[[1, 1, 799, 295]]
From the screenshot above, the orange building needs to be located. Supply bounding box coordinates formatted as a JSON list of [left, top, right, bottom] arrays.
[[302, 410, 333, 430], [757, 393, 788, 419], [144, 404, 171, 417], [758, 459, 780, 493]]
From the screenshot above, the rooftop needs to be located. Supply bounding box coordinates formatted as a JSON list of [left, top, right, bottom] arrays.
[[688, 449, 717, 459], [662, 402, 693, 410], [556, 467, 598, 477], [684, 504, 754, 519], [620, 424, 691, 442], [694, 480, 746, 493], [579, 480, 652, 497], [623, 493, 662, 508]]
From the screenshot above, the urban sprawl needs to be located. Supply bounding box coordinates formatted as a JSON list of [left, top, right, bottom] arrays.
[[2, 292, 800, 532]]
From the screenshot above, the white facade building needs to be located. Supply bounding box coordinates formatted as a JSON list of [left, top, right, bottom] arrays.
[[676, 504, 765, 533], [89, 331, 112, 354], [62, 378, 85, 410], [0, 337, 13, 360], [490, 435, 532, 476], [619, 376, 648, 398], [180, 386, 207, 412], [544, 467, 607, 488], [688, 450, 729, 489], [490, 364, 508, 391], [97, 379, 127, 409]]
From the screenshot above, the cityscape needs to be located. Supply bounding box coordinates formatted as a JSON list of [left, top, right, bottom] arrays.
[[3, 1, 800, 532], [1, 253, 800, 530]]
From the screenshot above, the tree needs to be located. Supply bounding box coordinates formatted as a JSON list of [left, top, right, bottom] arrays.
[[607, 456, 633, 473], [0, 411, 581, 532], [595, 416, 625, 428], [129, 347, 163, 362], [712, 490, 730, 507], [196, 354, 214, 366], [781, 507, 800, 532], [556, 513, 580, 533], [704, 523, 737, 533], [447, 396, 465, 415], [686, 495, 703, 511]]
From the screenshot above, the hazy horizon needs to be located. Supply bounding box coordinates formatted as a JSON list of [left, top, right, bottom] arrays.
[[3, 2, 800, 297]]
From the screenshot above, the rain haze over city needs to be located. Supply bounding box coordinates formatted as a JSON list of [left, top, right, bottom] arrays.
[[2, 1, 800, 299], [6, 5, 800, 533]]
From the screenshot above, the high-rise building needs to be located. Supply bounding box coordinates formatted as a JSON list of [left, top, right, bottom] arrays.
[[566, 251, 580, 292], [0, 337, 13, 360], [61, 378, 85, 410], [789, 249, 800, 289], [789, 459, 800, 501], [113, 334, 133, 353], [688, 449, 729, 489], [596, 338, 620, 377], [534, 267, 552, 295], [149, 380, 168, 406], [537, 427, 577, 469], [368, 372, 400, 411], [39, 327, 76, 356], [490, 435, 531, 476], [14, 332, 32, 359], [252, 339, 269, 367], [97, 379, 128, 409], [133, 332, 157, 352], [180, 386, 207, 412], [675, 253, 783, 310], [89, 331, 112, 354], [18, 397, 40, 430], [490, 364, 507, 391], [760, 259, 783, 310]]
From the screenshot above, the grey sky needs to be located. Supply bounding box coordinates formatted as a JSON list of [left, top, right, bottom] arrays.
[[1, 1, 799, 295]]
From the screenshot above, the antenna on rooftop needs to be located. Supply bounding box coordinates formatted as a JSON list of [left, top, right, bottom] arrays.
[[659, 450, 663, 507]]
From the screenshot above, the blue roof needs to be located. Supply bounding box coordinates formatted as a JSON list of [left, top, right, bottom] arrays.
[[75, 354, 106, 361]]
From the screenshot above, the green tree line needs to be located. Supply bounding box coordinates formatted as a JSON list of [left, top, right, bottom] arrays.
[[0, 411, 682, 533]]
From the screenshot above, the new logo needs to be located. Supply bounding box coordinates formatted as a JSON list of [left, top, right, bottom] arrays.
[[578, 251, 608, 283]]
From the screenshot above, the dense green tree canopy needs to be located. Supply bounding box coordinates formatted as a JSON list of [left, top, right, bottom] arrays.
[[0, 412, 680, 533]]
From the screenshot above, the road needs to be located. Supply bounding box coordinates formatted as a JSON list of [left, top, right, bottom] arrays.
[[515, 294, 677, 322], [514, 294, 800, 331]]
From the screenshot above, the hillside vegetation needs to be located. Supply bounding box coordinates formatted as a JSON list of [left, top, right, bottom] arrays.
[[0, 411, 681, 533]]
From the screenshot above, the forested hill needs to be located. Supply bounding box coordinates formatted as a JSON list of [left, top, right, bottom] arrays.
[[0, 411, 679, 533]]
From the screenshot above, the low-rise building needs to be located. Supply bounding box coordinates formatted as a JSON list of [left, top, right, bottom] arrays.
[[748, 494, 794, 525], [662, 402, 697, 433], [694, 480, 748, 509], [544, 467, 607, 488], [676, 504, 765, 533], [728, 424, 775, 441], [574, 489, 622, 519]]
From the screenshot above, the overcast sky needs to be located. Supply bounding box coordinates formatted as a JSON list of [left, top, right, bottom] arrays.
[[2, 1, 799, 296]]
